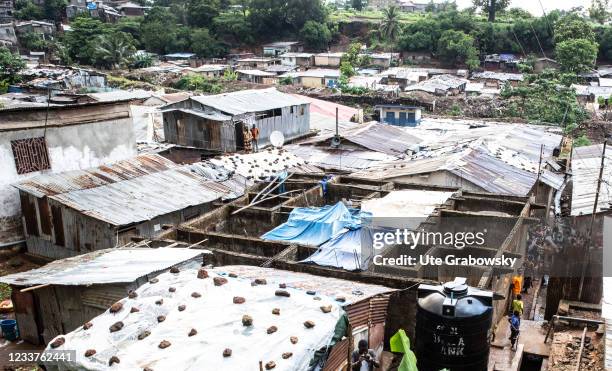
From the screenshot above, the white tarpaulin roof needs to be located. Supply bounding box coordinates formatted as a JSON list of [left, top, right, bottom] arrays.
[[45, 266, 346, 371], [0, 248, 206, 286]]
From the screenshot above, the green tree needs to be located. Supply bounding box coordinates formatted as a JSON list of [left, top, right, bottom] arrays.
[[300, 21, 331, 50], [0, 47, 26, 92], [554, 15, 596, 44], [472, 0, 510, 22], [94, 32, 136, 69], [555, 38, 598, 73], [44, 0, 67, 22], [187, 0, 221, 27], [14, 0, 44, 20], [589, 0, 610, 24], [380, 6, 401, 41], [500, 71, 588, 124], [62, 16, 111, 65], [19, 32, 47, 51], [212, 12, 254, 45], [599, 27, 612, 60], [190, 28, 226, 58], [340, 61, 356, 78], [352, 0, 363, 11], [436, 29, 479, 69]]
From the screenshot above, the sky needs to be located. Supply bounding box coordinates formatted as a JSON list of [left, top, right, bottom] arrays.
[[454, 0, 594, 15]]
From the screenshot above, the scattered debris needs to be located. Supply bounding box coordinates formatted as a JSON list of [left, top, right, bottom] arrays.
[[155, 299, 163, 305], [290, 336, 298, 344], [188, 328, 197, 337], [282, 352, 293, 359], [130, 307, 140, 313], [157, 315, 166, 323], [320, 305, 332, 313], [191, 292, 201, 298], [178, 304, 186, 311], [149, 278, 159, 284], [272, 308, 280, 315], [169, 287, 176, 293], [83, 322, 93, 330], [265, 361, 276, 370], [159, 340, 171, 349], [223, 348, 232, 357], [254, 278, 267, 285], [279, 283, 286, 289], [214, 277, 228, 286], [85, 349, 96, 357], [170, 267, 180, 274], [275, 290, 290, 297], [109, 356, 120, 366], [304, 320, 315, 328], [138, 331, 151, 340], [128, 291, 138, 299]]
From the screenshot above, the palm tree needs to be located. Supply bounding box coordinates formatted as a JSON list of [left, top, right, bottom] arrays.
[[380, 6, 401, 41], [95, 34, 135, 70]]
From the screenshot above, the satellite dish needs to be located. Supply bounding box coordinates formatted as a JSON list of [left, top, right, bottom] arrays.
[[330, 135, 341, 148], [270, 131, 285, 148]]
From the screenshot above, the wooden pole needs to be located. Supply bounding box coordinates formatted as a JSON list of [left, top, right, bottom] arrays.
[[579, 141, 607, 300], [575, 326, 587, 371], [20, 283, 51, 293]]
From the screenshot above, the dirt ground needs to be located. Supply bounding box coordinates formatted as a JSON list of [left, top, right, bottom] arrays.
[[548, 328, 604, 371], [0, 248, 41, 301]]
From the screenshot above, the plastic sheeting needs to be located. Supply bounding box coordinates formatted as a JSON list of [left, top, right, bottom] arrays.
[[45, 267, 343, 371], [261, 202, 365, 246], [300, 228, 374, 271]]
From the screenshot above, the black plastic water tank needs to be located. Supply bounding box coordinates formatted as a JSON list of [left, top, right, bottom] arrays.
[[415, 277, 493, 371]]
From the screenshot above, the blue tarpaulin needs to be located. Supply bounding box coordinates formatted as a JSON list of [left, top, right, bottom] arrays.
[[300, 227, 374, 271], [261, 202, 364, 246]]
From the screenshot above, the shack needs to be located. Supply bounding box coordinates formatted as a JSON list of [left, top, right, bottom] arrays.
[[314, 52, 344, 67], [375, 105, 422, 126], [13, 154, 249, 259], [0, 100, 137, 248], [0, 247, 206, 345], [279, 52, 315, 67], [161, 88, 310, 150], [263, 41, 303, 56], [43, 265, 395, 371], [235, 69, 277, 84]]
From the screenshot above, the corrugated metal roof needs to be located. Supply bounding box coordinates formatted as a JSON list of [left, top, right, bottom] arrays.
[[286, 144, 395, 171], [159, 108, 232, 121], [191, 88, 310, 116], [472, 71, 524, 81], [14, 154, 251, 225], [540, 169, 565, 190], [405, 74, 468, 93], [0, 247, 206, 286], [236, 69, 277, 77], [571, 144, 612, 216], [300, 122, 421, 156], [88, 89, 153, 102], [352, 147, 537, 196]]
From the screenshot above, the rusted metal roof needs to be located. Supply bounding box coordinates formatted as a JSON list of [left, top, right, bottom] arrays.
[[13, 154, 251, 226], [300, 122, 421, 156], [352, 147, 537, 196]]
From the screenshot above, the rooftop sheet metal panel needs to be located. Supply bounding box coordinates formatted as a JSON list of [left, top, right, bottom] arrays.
[[0, 247, 205, 286], [191, 88, 310, 115], [571, 143, 612, 216], [14, 154, 250, 225]]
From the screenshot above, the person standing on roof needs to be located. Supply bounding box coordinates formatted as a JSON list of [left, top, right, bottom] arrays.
[[512, 294, 524, 316], [243, 125, 253, 153], [251, 124, 260, 152]]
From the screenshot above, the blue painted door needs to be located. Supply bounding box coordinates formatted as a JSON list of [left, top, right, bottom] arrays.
[[399, 112, 407, 126], [407, 112, 416, 126], [385, 111, 396, 125]]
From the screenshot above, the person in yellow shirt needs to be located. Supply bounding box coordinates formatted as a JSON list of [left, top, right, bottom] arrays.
[[512, 294, 524, 316]]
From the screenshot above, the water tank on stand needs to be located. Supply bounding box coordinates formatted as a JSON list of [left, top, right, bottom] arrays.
[[415, 277, 493, 371]]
